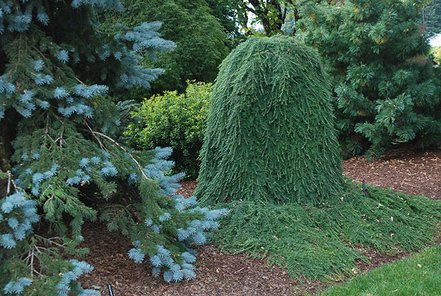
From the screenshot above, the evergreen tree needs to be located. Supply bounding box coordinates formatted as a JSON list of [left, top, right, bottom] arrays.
[[0, 0, 227, 293], [299, 0, 441, 157], [423, 0, 441, 36], [196, 36, 343, 205], [102, 0, 230, 94], [195, 34, 441, 283], [205, 0, 244, 41]]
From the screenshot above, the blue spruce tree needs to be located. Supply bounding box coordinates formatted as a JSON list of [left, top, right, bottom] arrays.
[[0, 1, 227, 294]]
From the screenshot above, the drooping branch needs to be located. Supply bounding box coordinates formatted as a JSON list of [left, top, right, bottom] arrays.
[[87, 128, 152, 182]]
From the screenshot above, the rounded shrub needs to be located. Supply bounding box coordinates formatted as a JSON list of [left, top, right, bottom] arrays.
[[126, 82, 211, 178], [196, 36, 343, 204]]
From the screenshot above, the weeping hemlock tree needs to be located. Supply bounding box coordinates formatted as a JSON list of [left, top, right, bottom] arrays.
[[196, 36, 343, 205], [196, 35, 441, 281], [0, 1, 227, 293], [299, 0, 441, 157]]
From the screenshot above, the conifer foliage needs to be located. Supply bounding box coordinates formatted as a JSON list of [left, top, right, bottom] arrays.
[[0, 0, 227, 293], [423, 0, 441, 36], [196, 36, 343, 205], [196, 36, 441, 281], [101, 0, 230, 94], [299, 0, 441, 157]]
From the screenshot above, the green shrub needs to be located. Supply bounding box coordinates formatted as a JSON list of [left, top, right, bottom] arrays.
[[192, 36, 441, 284], [196, 36, 343, 205], [126, 82, 211, 178]]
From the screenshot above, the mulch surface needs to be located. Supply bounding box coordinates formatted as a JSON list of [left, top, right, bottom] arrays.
[[80, 149, 441, 296], [344, 149, 441, 199], [81, 224, 294, 296]]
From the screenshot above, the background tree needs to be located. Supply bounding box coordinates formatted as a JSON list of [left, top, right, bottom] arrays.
[[423, 0, 441, 36], [0, 0, 226, 292], [234, 0, 341, 36], [205, 0, 245, 42], [236, 0, 295, 35], [299, 0, 441, 157], [102, 0, 230, 95]]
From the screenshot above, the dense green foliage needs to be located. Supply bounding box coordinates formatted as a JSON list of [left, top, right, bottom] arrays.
[[0, 0, 226, 293], [195, 31, 441, 287], [214, 181, 441, 280], [196, 36, 343, 205], [2, 0, 441, 293], [423, 0, 441, 36], [126, 82, 211, 178], [299, 0, 441, 157], [102, 0, 229, 94], [205, 0, 244, 41], [321, 246, 441, 295]]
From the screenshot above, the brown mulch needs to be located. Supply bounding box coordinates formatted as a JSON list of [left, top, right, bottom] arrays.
[[344, 150, 441, 199], [80, 223, 295, 296], [177, 180, 197, 197], [80, 149, 441, 296]]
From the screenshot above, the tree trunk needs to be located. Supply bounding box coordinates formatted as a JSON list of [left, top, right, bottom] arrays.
[[0, 110, 19, 172]]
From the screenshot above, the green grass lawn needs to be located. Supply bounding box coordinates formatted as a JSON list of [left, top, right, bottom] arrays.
[[320, 247, 441, 296]]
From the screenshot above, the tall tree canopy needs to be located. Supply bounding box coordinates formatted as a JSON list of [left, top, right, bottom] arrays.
[[241, 0, 294, 35], [233, 0, 339, 36], [205, 0, 244, 41]]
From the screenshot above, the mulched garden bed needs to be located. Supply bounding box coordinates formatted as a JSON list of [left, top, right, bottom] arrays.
[[80, 149, 441, 295], [344, 149, 441, 199]]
